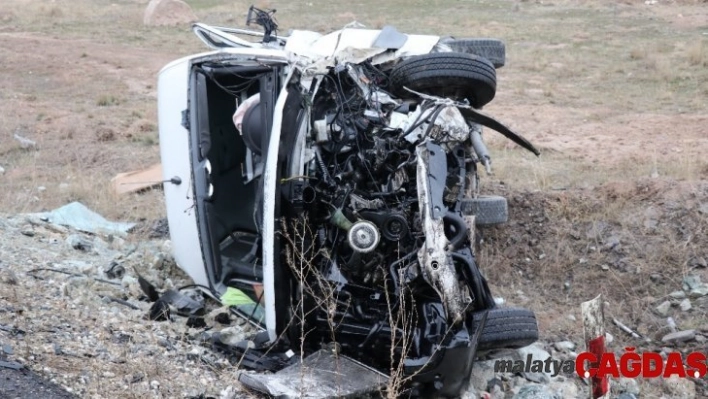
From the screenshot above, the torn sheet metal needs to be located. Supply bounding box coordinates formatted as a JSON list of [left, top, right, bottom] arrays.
[[415, 142, 465, 324], [298, 46, 388, 76], [403, 105, 470, 150], [160, 289, 205, 316], [372, 25, 408, 50], [429, 106, 469, 146], [192, 22, 257, 50], [282, 29, 323, 57], [238, 349, 388, 398], [401, 106, 435, 143], [402, 88, 540, 156], [27, 202, 135, 237], [285, 27, 440, 72]]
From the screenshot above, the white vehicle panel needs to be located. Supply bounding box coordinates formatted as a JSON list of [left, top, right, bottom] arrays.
[[158, 59, 210, 288], [285, 28, 440, 63], [262, 68, 296, 342], [159, 48, 290, 293]]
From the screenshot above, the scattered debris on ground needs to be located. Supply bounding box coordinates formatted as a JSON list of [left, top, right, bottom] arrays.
[[2, 179, 706, 398], [0, 363, 78, 399], [25, 202, 135, 237], [111, 163, 163, 195], [13, 132, 38, 151], [0, 210, 252, 398], [476, 178, 708, 398]]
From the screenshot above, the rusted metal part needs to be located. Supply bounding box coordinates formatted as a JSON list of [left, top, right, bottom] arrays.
[[415, 141, 464, 324]]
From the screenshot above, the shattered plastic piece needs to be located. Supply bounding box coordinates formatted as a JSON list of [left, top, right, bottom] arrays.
[[148, 300, 170, 321], [104, 262, 125, 279], [372, 25, 408, 49], [27, 202, 135, 237], [0, 360, 22, 370], [429, 106, 470, 148], [186, 316, 207, 328], [217, 340, 294, 372], [238, 349, 388, 398], [160, 289, 205, 316], [137, 273, 160, 302], [370, 89, 398, 107], [387, 110, 409, 131]]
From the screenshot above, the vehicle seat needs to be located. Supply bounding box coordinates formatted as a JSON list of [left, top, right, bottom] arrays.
[[241, 100, 266, 156]]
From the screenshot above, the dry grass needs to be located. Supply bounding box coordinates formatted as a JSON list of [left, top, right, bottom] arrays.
[[1, 0, 706, 220], [479, 178, 708, 346], [488, 145, 708, 194], [687, 40, 707, 66], [1, 1, 707, 395]]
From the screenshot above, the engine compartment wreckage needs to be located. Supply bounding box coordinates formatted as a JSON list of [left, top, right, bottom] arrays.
[[158, 7, 540, 397]]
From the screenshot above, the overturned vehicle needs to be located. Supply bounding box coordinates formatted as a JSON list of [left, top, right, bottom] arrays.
[[158, 8, 541, 398]]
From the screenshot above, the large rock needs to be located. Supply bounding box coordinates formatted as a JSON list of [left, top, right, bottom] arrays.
[[655, 300, 671, 316], [663, 375, 696, 399], [548, 377, 579, 398], [515, 343, 553, 383], [553, 341, 576, 352], [469, 360, 497, 391], [458, 385, 478, 399], [614, 377, 640, 396], [143, 0, 197, 27], [662, 329, 696, 343]]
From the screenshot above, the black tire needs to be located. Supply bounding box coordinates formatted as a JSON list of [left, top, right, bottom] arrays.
[[440, 38, 506, 69], [460, 195, 508, 226], [389, 52, 496, 108], [473, 307, 538, 351]]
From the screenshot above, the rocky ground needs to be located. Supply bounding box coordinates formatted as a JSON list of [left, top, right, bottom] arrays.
[[1, 0, 707, 398], [468, 179, 708, 399], [1, 179, 706, 399], [0, 214, 258, 399]]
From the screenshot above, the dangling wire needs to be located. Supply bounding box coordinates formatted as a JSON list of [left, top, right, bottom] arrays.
[[246, 6, 278, 42]]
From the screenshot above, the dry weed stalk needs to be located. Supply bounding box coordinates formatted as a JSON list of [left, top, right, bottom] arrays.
[[280, 217, 349, 397], [280, 216, 465, 398]]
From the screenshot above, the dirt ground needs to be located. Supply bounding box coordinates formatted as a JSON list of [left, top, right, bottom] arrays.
[[1, 0, 707, 397], [0, 365, 78, 399]]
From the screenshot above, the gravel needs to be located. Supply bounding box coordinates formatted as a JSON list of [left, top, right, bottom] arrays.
[[2, 203, 706, 398], [0, 214, 250, 398], [0, 365, 78, 399]]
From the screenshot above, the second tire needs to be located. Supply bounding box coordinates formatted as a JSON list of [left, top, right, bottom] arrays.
[[389, 52, 497, 108], [472, 307, 539, 351], [460, 195, 508, 226]]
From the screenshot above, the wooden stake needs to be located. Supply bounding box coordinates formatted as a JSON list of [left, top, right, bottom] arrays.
[[581, 295, 610, 399]]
